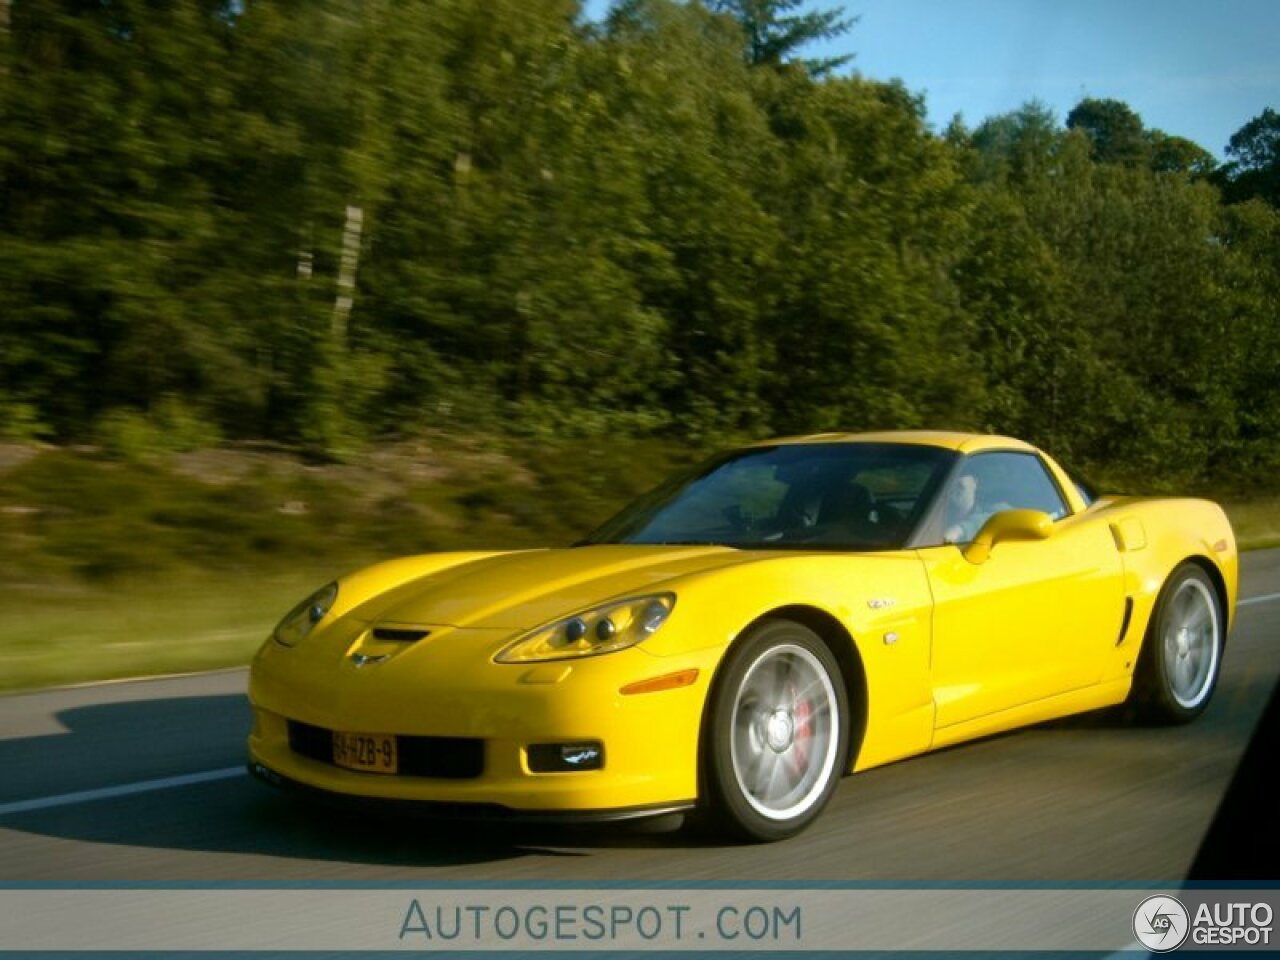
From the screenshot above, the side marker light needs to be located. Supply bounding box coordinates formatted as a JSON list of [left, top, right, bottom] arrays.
[[619, 669, 699, 696]]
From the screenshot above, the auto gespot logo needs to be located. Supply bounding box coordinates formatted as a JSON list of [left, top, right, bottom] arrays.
[[1133, 895, 1275, 951]]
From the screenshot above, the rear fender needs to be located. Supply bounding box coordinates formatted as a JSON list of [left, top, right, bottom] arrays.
[[1092, 497, 1237, 684]]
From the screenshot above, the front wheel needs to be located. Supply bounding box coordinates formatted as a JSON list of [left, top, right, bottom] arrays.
[[701, 620, 849, 842], [1130, 563, 1224, 724]]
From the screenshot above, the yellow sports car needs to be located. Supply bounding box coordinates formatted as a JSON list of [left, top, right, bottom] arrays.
[[247, 431, 1237, 841]]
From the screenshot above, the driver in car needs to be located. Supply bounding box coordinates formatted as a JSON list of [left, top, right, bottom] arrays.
[[943, 469, 1011, 544]]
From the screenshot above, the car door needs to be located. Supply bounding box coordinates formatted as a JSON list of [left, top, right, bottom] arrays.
[[916, 451, 1125, 730]]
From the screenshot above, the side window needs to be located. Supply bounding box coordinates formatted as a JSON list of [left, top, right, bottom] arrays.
[[940, 452, 1068, 545], [1073, 479, 1094, 507]]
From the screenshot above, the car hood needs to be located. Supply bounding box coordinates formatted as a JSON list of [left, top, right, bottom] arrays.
[[351, 544, 765, 631]]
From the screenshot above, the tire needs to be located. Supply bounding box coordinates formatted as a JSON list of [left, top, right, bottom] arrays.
[[1130, 563, 1224, 724], [700, 620, 849, 842]]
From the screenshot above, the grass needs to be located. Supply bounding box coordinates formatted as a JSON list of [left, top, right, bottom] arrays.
[[0, 435, 699, 691], [0, 569, 332, 692], [0, 438, 1276, 692], [1223, 496, 1280, 551]]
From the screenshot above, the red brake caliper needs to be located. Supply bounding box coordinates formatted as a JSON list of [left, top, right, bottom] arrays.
[[792, 687, 812, 771]]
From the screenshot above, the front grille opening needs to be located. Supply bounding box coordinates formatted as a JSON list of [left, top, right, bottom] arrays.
[[287, 720, 483, 778], [371, 627, 430, 643]]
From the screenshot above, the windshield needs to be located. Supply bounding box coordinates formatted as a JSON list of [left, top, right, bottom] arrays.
[[585, 443, 957, 551]]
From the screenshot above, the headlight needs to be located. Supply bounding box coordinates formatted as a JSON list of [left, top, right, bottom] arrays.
[[494, 594, 675, 663], [273, 582, 339, 647]]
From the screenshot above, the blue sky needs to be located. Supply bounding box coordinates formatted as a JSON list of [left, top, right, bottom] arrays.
[[583, 0, 1279, 159]]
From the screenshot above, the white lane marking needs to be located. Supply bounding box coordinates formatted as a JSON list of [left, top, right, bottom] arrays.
[[0, 766, 246, 817], [4, 588, 1280, 816], [1239, 591, 1280, 608], [1, 666, 249, 699]]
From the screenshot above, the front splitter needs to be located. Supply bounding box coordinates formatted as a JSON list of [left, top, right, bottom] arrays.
[[248, 761, 696, 824]]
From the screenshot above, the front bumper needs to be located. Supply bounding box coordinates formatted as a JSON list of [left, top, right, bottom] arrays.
[[247, 761, 694, 822], [247, 622, 718, 814]]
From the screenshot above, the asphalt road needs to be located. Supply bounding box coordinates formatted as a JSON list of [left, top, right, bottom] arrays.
[[1, 550, 1277, 882]]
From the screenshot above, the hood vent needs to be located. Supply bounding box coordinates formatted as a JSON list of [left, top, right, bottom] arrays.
[[371, 627, 430, 643]]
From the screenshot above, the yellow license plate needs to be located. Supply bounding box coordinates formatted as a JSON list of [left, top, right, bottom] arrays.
[[332, 731, 398, 774]]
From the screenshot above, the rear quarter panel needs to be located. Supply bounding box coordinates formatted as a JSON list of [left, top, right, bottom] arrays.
[[1089, 496, 1238, 686]]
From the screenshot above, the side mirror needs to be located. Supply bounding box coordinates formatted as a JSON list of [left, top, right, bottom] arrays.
[[963, 509, 1054, 565]]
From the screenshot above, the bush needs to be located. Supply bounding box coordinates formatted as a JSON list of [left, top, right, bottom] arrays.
[[0, 398, 53, 443], [96, 399, 222, 460]]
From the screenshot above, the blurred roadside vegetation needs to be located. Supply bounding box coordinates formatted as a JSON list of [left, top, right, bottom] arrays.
[[0, 436, 1275, 690], [2, 0, 1279, 485], [0, 436, 700, 587], [1, 1, 1278, 687], [0, 434, 703, 689]]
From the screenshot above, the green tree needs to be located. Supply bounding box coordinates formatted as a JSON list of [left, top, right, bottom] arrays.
[[1217, 199, 1280, 478], [960, 103, 1245, 482], [969, 101, 1062, 183], [603, 0, 779, 435], [1, 0, 246, 437], [706, 0, 855, 76], [1218, 107, 1280, 207], [758, 72, 981, 432], [2, 0, 1277, 493], [1148, 131, 1216, 177], [1066, 97, 1148, 166]]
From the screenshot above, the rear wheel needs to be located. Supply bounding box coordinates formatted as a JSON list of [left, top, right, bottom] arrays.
[[1130, 563, 1223, 723], [700, 620, 848, 842]]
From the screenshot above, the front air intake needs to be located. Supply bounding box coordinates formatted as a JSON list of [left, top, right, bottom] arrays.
[[371, 627, 430, 643]]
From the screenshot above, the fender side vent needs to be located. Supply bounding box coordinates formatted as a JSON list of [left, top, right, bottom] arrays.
[[1116, 597, 1134, 646], [372, 627, 430, 643], [1109, 524, 1125, 551]]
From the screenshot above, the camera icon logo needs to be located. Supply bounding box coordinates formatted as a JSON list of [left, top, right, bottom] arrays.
[[1133, 895, 1190, 952]]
